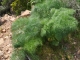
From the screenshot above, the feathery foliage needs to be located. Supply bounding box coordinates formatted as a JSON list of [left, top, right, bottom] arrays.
[[40, 8, 78, 45], [11, 0, 78, 60], [11, 49, 26, 60]]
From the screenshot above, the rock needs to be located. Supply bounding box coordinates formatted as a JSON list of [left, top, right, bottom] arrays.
[[0, 38, 4, 45], [4, 55, 9, 59], [9, 33, 12, 38], [4, 36, 9, 39], [0, 51, 3, 56], [6, 44, 12, 48], [77, 50, 80, 54], [21, 10, 31, 17], [7, 50, 11, 54], [0, 33, 3, 38], [72, 42, 77, 45], [9, 48, 13, 52], [1, 29, 6, 33], [2, 14, 9, 20], [6, 59, 10, 60], [10, 17, 15, 22]]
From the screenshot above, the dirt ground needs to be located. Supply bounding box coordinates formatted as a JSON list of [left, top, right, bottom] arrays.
[[0, 14, 16, 60]]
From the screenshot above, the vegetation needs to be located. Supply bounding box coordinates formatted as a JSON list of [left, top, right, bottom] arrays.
[[11, 0, 31, 15], [11, 0, 80, 60], [1, 0, 12, 6], [0, 0, 31, 15], [0, 0, 14, 15]]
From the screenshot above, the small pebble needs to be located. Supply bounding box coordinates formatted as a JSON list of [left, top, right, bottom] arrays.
[[1, 29, 6, 33], [0, 38, 4, 45], [0, 51, 3, 56]]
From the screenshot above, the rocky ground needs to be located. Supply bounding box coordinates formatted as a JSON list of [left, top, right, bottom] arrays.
[[0, 10, 31, 60], [0, 14, 16, 60]]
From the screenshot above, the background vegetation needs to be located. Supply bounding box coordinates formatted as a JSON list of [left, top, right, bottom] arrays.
[[11, 0, 31, 15], [0, 0, 31, 15]]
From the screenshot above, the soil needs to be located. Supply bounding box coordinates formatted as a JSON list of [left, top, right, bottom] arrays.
[[0, 14, 16, 60]]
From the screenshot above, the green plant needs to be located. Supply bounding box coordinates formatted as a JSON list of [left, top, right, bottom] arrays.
[[1, 0, 13, 6], [11, 0, 31, 15], [11, 49, 26, 60], [1, 0, 9, 6], [11, 0, 78, 60]]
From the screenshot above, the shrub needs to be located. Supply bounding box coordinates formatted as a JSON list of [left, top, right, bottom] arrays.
[[11, 49, 26, 60], [11, 0, 31, 15], [1, 0, 9, 6], [11, 0, 78, 60], [1, 0, 13, 6]]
